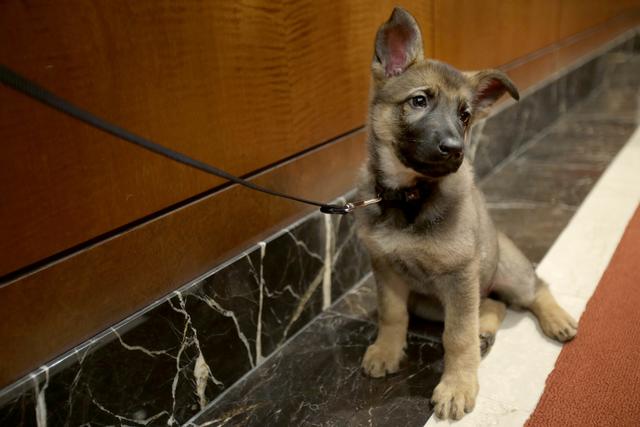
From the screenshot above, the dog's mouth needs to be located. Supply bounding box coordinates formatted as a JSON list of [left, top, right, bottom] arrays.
[[394, 139, 465, 179], [402, 155, 464, 178]]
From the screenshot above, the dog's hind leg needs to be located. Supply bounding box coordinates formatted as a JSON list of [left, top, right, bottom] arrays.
[[479, 298, 506, 357], [492, 232, 577, 342], [528, 279, 578, 342]]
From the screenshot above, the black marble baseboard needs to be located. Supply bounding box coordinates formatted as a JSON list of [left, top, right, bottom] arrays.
[[1, 28, 637, 427], [0, 209, 370, 426]]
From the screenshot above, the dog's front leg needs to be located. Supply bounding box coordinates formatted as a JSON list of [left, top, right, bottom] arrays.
[[432, 276, 481, 420], [362, 257, 410, 378]]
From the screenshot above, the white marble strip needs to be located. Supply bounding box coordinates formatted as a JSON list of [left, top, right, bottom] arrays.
[[425, 126, 640, 427]]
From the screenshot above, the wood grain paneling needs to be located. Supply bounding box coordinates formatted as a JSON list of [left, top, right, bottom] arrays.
[[432, 0, 560, 70], [432, 0, 640, 70], [0, 0, 433, 276], [503, 14, 640, 93], [557, 0, 640, 40]]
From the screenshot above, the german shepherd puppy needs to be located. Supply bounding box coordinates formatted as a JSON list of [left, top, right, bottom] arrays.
[[356, 8, 578, 420]]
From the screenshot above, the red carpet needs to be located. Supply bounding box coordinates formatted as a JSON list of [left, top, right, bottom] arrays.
[[527, 205, 640, 426]]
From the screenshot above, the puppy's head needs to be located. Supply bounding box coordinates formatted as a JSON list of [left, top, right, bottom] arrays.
[[369, 7, 519, 185]]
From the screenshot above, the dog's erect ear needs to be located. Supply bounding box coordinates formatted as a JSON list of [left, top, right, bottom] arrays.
[[373, 7, 424, 79], [470, 70, 520, 118]]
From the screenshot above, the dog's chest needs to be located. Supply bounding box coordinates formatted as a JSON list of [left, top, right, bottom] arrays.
[[362, 217, 475, 275]]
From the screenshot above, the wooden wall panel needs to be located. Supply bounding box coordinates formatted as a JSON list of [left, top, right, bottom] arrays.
[[0, 0, 433, 277], [503, 15, 640, 94], [432, 0, 560, 70], [557, 0, 640, 40], [432, 0, 640, 70]]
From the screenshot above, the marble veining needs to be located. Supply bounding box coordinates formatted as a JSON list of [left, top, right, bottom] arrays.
[[322, 213, 333, 310], [33, 367, 47, 427]]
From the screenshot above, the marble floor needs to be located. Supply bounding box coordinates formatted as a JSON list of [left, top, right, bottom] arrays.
[[188, 51, 639, 427]]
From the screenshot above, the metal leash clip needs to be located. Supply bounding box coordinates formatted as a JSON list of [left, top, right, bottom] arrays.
[[320, 195, 382, 215]]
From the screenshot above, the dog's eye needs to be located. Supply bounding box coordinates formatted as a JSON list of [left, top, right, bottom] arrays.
[[459, 109, 471, 125], [410, 95, 428, 109]]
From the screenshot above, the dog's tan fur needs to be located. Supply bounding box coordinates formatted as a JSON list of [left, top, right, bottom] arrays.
[[356, 8, 577, 420]]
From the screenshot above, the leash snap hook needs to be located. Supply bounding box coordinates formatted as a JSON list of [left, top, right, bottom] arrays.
[[348, 195, 383, 211], [320, 195, 382, 215]]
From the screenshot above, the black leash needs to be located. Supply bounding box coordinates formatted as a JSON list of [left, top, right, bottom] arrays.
[[0, 64, 381, 215]]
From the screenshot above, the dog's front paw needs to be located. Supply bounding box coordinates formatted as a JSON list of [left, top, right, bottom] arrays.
[[539, 308, 578, 342], [362, 343, 405, 378], [431, 375, 479, 420]]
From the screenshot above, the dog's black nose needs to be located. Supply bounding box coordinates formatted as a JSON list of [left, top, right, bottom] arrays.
[[438, 138, 464, 159]]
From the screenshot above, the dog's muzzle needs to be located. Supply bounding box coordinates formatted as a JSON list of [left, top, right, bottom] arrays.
[[397, 136, 465, 178]]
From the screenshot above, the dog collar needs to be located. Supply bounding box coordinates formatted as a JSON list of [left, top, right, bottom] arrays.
[[375, 184, 430, 204], [320, 183, 431, 215]]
